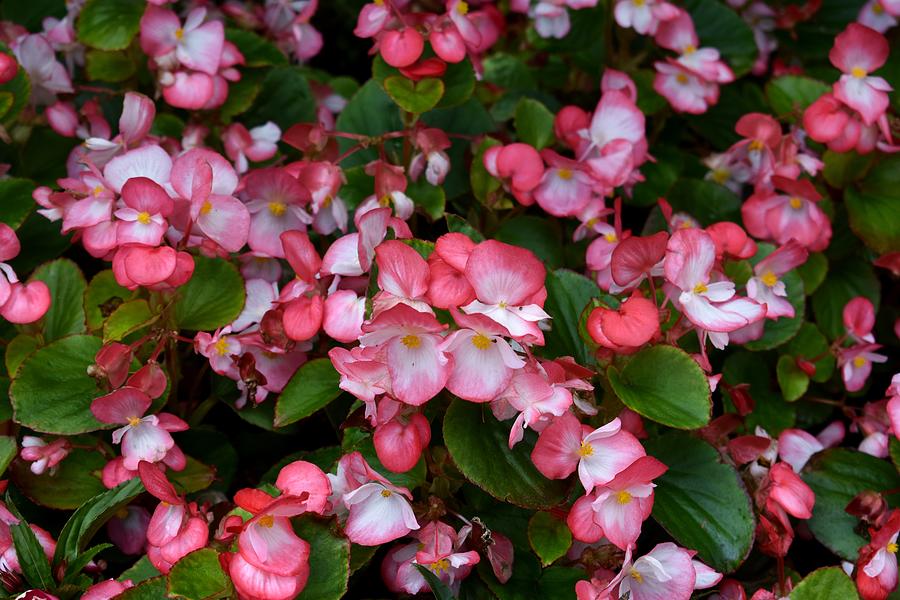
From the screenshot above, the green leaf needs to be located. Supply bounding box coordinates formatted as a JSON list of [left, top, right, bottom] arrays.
[[645, 432, 754, 572], [495, 216, 564, 269], [5, 334, 38, 376], [797, 252, 828, 296], [245, 66, 316, 130], [790, 567, 860, 600], [225, 28, 287, 67], [335, 80, 403, 168], [0, 436, 15, 477], [542, 269, 599, 366], [723, 350, 795, 434], [384, 76, 444, 114], [407, 178, 446, 220], [0, 177, 37, 229], [470, 137, 503, 204], [415, 565, 457, 600], [777, 354, 809, 402], [117, 577, 167, 599], [274, 358, 341, 427], [219, 72, 262, 123], [515, 98, 555, 149], [803, 449, 900, 560], [443, 399, 570, 509], [103, 299, 157, 342], [119, 555, 160, 584], [60, 543, 113, 586], [169, 456, 217, 495], [685, 0, 757, 76], [744, 244, 805, 351], [528, 511, 571, 566], [822, 151, 874, 189], [608, 345, 712, 429], [167, 548, 232, 600], [85, 49, 136, 82], [785, 323, 835, 383], [0, 43, 31, 126], [295, 518, 350, 600], [84, 269, 135, 331], [812, 257, 880, 339], [445, 214, 485, 242], [666, 178, 742, 225], [174, 255, 245, 331], [766, 76, 830, 118], [11, 521, 53, 590], [1, 0, 65, 30], [438, 58, 476, 108], [0, 91, 13, 121], [12, 448, 106, 510], [10, 335, 105, 435], [77, 0, 145, 51], [845, 186, 900, 254], [31, 258, 88, 342], [53, 476, 144, 566]]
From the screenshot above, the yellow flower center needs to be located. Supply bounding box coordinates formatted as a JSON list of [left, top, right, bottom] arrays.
[[200, 200, 213, 215], [497, 301, 508, 309], [889, 542, 898, 553], [789, 196, 803, 210], [633, 0, 645, 6], [456, 1, 469, 15], [693, 282, 708, 294], [374, 0, 384, 4], [214, 336, 230, 356], [853, 356, 868, 368], [381, 489, 393, 498], [616, 490, 633, 505], [761, 271, 778, 287], [379, 194, 392, 207], [558, 168, 573, 181], [401, 334, 421, 349], [851, 66, 867, 79], [604, 232, 617, 243], [712, 168, 730, 184], [258, 515, 274, 528], [127, 416, 141, 427], [630, 567, 643, 583], [322, 195, 333, 208], [93, 185, 104, 197], [684, 44, 696, 55], [578, 441, 594, 457], [471, 333, 491, 350], [137, 211, 152, 225], [430, 558, 451, 574], [268, 201, 286, 217], [749, 139, 765, 152], [873, 2, 884, 14], [676, 73, 689, 85], [174, 28, 184, 40]]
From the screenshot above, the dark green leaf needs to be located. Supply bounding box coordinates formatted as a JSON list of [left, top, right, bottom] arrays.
[[274, 358, 341, 427], [0, 43, 31, 126], [0, 436, 15, 477], [245, 66, 316, 129], [845, 186, 900, 254], [495, 216, 563, 269], [766, 76, 830, 119], [85, 49, 136, 82], [415, 565, 457, 600], [11, 521, 53, 589], [438, 58, 476, 108], [542, 269, 599, 366], [812, 257, 880, 339], [103, 299, 157, 342], [31, 258, 87, 343], [785, 322, 835, 383], [667, 179, 742, 225], [0, 177, 36, 229], [168, 548, 232, 600], [226, 28, 287, 67], [84, 269, 136, 331], [803, 449, 900, 560], [645, 432, 754, 572], [822, 151, 873, 189], [608, 345, 712, 429], [12, 448, 106, 510], [5, 334, 38, 376], [797, 252, 828, 296], [335, 80, 403, 168], [528, 511, 571, 566], [384, 76, 444, 114], [685, 0, 757, 76], [295, 517, 351, 600], [10, 335, 105, 435], [169, 456, 217, 495], [119, 555, 160, 584], [515, 98, 555, 149], [174, 255, 245, 331], [77, 0, 145, 50], [117, 577, 167, 599], [407, 178, 446, 220], [790, 567, 859, 600], [777, 354, 809, 402], [443, 399, 569, 509]]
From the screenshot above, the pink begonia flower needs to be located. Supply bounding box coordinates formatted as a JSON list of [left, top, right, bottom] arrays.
[[500, 368, 574, 448], [746, 241, 808, 320], [741, 176, 832, 252], [115, 177, 174, 247], [0, 52, 17, 85], [171, 149, 250, 253], [427, 232, 476, 309], [359, 304, 449, 406], [103, 145, 173, 193], [858, 0, 898, 33], [584, 89, 646, 187], [802, 91, 895, 155], [655, 9, 734, 83], [410, 128, 452, 186], [858, 510, 900, 600], [587, 292, 660, 353], [416, 520, 480, 589], [654, 58, 720, 114], [839, 343, 888, 392], [323, 289, 367, 343], [616, 543, 698, 600], [329, 346, 391, 413], [373, 240, 432, 316], [531, 411, 646, 493], [90, 387, 188, 470], [441, 309, 525, 402], [886, 375, 900, 438], [533, 150, 595, 217], [84, 92, 156, 165], [139, 462, 208, 574], [19, 437, 70, 475], [373, 406, 431, 473], [0, 224, 51, 324], [483, 143, 544, 205], [461, 239, 550, 342], [762, 462, 815, 520], [12, 34, 73, 105], [610, 231, 667, 291], [380, 27, 425, 67], [613, 0, 679, 35], [664, 228, 765, 333], [707, 221, 757, 261], [326, 452, 420, 545], [242, 168, 312, 258], [82, 580, 134, 600], [830, 23, 893, 126], [106, 505, 151, 555], [567, 455, 667, 549], [140, 6, 224, 75], [844, 296, 877, 343], [355, 1, 392, 38], [224, 122, 281, 174]]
